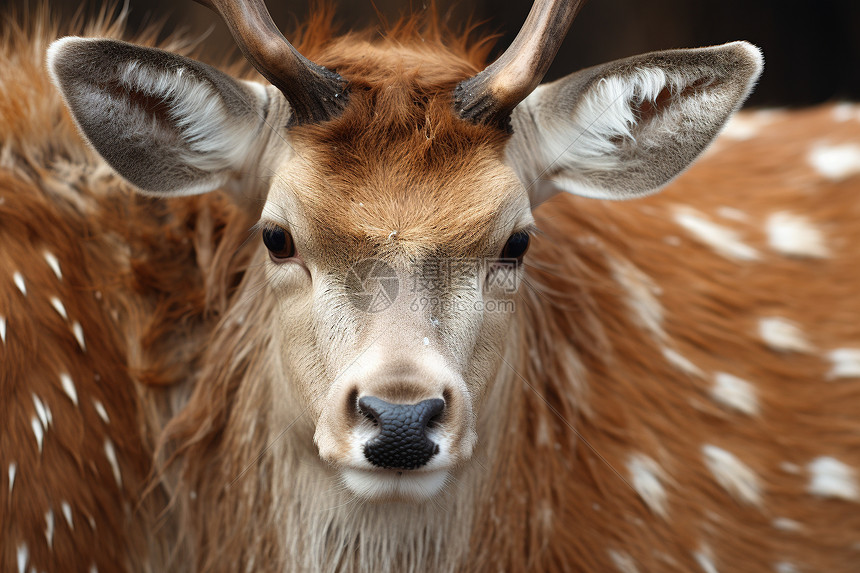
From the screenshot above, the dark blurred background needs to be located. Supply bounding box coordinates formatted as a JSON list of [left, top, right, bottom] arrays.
[[4, 0, 858, 108]]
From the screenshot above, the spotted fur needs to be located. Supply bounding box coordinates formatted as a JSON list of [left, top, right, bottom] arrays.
[[2, 5, 860, 573]]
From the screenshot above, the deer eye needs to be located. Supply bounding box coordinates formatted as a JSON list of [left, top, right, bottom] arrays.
[[262, 226, 296, 261], [500, 231, 530, 262]]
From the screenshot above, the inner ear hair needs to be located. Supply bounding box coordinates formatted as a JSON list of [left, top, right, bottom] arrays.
[[507, 42, 763, 204], [48, 37, 271, 198]]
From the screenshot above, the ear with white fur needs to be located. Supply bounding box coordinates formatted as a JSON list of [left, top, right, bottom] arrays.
[[507, 42, 763, 206], [47, 37, 273, 198]]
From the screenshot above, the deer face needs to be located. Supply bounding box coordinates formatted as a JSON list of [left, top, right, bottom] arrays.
[[48, 1, 761, 501], [259, 116, 531, 498]]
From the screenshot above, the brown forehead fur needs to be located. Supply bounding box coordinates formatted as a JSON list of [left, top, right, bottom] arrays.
[[278, 12, 518, 262]]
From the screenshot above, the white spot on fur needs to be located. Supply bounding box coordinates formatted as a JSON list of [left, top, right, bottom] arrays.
[[45, 509, 54, 549], [535, 415, 552, 447], [90, 565, 98, 573], [781, 462, 802, 475], [662, 347, 703, 377], [774, 562, 800, 573], [759, 317, 813, 353], [13, 271, 26, 296], [9, 462, 16, 496], [807, 456, 858, 501], [423, 337, 429, 346], [31, 417, 44, 453], [716, 206, 749, 222], [627, 454, 669, 518], [720, 113, 774, 141], [674, 207, 760, 261], [32, 394, 49, 428], [827, 349, 860, 379], [694, 546, 719, 573], [809, 143, 860, 180], [609, 549, 640, 573], [50, 296, 69, 320], [93, 399, 110, 423], [609, 257, 665, 341], [702, 445, 762, 506], [17, 543, 27, 573], [43, 251, 62, 280], [72, 321, 86, 351], [766, 212, 829, 258], [0, 315, 5, 344], [49, 297, 68, 321], [537, 498, 553, 534], [711, 372, 759, 415], [104, 439, 122, 487], [60, 373, 78, 406], [832, 103, 858, 122], [720, 119, 757, 141], [61, 501, 73, 530], [772, 517, 803, 532]]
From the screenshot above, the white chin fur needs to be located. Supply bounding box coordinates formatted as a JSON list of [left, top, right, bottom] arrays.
[[341, 468, 450, 501]]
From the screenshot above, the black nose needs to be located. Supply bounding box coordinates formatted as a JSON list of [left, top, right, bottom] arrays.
[[358, 396, 445, 470]]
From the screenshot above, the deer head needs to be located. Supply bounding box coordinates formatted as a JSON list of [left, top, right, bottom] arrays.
[[47, 0, 762, 501]]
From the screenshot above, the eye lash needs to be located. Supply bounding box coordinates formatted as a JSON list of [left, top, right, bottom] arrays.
[[256, 219, 290, 235], [515, 223, 540, 238]]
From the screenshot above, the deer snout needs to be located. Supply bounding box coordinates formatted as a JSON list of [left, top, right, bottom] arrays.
[[358, 396, 445, 470], [314, 368, 476, 499]]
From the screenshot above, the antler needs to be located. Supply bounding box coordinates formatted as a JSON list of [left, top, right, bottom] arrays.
[[453, 0, 586, 130], [195, 0, 347, 125]]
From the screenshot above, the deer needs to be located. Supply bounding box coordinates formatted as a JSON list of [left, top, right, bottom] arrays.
[[2, 0, 859, 570]]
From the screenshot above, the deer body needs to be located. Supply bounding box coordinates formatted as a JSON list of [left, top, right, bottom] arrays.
[[2, 3, 860, 573]]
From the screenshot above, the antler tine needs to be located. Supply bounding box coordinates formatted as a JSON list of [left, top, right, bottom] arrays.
[[195, 0, 347, 125], [453, 0, 586, 130]]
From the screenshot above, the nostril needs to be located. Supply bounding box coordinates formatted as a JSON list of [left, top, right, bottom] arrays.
[[347, 387, 367, 423], [424, 398, 445, 429], [357, 396, 380, 426], [426, 410, 443, 429]]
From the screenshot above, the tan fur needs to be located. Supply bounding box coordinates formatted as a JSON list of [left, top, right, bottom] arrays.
[[2, 5, 860, 573]]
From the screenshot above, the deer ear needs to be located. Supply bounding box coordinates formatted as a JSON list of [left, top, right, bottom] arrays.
[[47, 37, 272, 198], [507, 42, 763, 206]]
